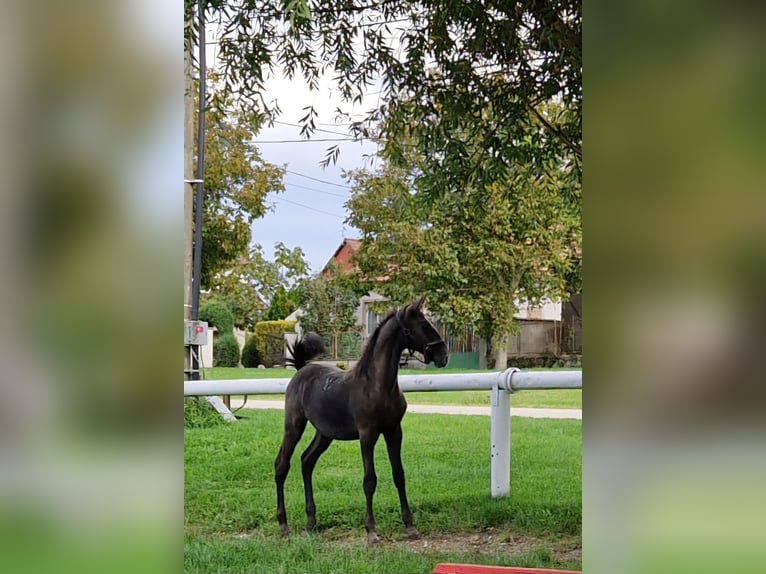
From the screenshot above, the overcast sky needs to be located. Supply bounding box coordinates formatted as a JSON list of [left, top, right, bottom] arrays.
[[206, 28, 383, 274], [251, 72, 380, 273]]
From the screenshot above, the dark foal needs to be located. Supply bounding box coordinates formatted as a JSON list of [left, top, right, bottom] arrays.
[[274, 296, 448, 544]]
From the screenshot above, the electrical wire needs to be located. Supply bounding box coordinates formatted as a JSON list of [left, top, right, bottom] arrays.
[[250, 136, 366, 143], [274, 196, 346, 219], [284, 181, 349, 198], [284, 169, 352, 188], [273, 120, 354, 138]]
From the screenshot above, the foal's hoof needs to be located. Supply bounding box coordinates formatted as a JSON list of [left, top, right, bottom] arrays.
[[405, 526, 420, 540], [279, 525, 290, 537], [366, 531, 381, 545]]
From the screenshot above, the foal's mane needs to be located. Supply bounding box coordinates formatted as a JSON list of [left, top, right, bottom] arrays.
[[353, 307, 400, 375]]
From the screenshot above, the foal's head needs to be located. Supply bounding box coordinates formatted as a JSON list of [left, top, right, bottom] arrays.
[[395, 296, 449, 368]]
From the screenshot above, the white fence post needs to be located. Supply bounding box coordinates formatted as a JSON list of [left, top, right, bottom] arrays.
[[203, 395, 236, 422], [490, 384, 511, 498]]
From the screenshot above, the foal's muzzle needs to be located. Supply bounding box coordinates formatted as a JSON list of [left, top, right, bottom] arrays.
[[424, 340, 449, 368]]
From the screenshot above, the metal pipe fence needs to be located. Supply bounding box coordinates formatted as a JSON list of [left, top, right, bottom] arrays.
[[183, 369, 582, 497]]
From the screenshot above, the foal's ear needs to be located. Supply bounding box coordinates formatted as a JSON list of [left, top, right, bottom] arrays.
[[412, 294, 426, 311]]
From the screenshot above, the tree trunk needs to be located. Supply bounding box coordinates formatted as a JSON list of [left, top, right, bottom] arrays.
[[493, 333, 509, 371], [491, 276, 521, 370], [183, 40, 194, 378]]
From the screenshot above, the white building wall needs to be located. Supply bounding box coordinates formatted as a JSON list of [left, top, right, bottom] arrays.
[[200, 327, 215, 369], [514, 298, 562, 321]]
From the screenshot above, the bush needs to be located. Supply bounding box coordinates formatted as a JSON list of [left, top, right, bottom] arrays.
[[241, 335, 261, 368], [214, 332, 240, 367], [199, 299, 234, 335], [254, 320, 296, 367], [184, 398, 225, 428]]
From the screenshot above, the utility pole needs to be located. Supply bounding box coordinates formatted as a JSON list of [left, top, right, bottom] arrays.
[[185, 3, 207, 384], [184, 33, 194, 380]]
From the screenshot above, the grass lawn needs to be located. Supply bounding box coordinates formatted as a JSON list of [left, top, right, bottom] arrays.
[[202, 367, 582, 409], [184, 409, 581, 573]]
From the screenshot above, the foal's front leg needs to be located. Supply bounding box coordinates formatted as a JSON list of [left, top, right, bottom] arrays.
[[359, 431, 380, 544], [384, 424, 419, 539]]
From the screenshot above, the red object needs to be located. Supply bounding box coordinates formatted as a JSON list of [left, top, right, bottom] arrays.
[[433, 564, 580, 574]]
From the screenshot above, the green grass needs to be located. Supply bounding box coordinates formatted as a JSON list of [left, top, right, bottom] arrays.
[[184, 534, 577, 574], [402, 389, 581, 409], [184, 398, 227, 429], [184, 409, 581, 573], [203, 367, 293, 379], [202, 367, 582, 409]]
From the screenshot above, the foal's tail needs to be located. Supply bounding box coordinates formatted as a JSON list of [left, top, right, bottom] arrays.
[[285, 332, 325, 370]]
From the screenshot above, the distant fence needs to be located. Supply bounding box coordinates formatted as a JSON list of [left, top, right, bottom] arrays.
[[184, 368, 582, 498], [317, 332, 362, 360], [560, 294, 582, 354]]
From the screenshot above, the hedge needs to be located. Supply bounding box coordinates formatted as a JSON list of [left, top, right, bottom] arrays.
[[241, 335, 260, 368], [213, 332, 240, 367], [199, 299, 234, 335]]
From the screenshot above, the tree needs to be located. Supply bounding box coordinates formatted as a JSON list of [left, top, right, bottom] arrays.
[[197, 84, 286, 287], [266, 286, 299, 321], [197, 1, 580, 194], [345, 105, 581, 368], [192, 79, 310, 330], [209, 242, 310, 330], [187, 1, 582, 364], [296, 270, 359, 358]]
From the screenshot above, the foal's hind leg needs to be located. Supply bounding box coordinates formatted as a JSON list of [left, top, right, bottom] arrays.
[[359, 430, 381, 544], [384, 424, 419, 540], [300, 430, 333, 532], [274, 408, 307, 535]]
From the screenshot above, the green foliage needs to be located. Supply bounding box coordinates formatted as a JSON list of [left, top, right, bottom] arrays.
[[345, 102, 581, 361], [200, 1, 580, 193], [192, 3, 581, 348], [197, 82, 286, 288], [183, 398, 226, 429], [199, 299, 234, 335], [296, 272, 359, 337], [195, 81, 310, 331], [266, 286, 298, 320], [213, 332, 240, 367], [210, 242, 310, 330], [240, 335, 261, 368], [253, 320, 296, 367], [192, 3, 581, 366]]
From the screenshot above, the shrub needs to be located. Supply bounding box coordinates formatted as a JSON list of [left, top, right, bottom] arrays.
[[253, 320, 296, 367], [199, 299, 234, 335], [214, 332, 240, 367], [241, 335, 261, 368], [184, 398, 225, 428]]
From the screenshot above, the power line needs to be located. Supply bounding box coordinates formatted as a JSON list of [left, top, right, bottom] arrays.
[[284, 181, 349, 198], [284, 169, 352, 189], [273, 120, 353, 138], [251, 137, 364, 143], [274, 197, 345, 219]]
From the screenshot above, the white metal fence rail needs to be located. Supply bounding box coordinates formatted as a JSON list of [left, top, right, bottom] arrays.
[[183, 368, 582, 498]]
